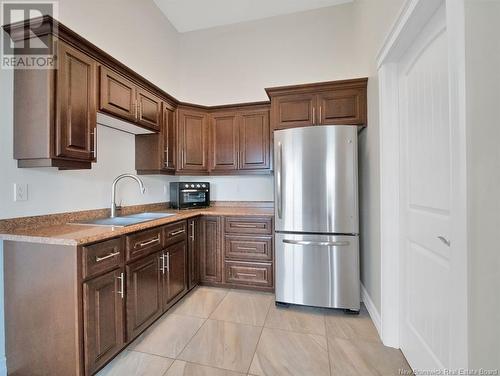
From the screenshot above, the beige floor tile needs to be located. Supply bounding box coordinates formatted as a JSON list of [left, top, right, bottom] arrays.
[[328, 337, 412, 376], [210, 290, 273, 326], [325, 304, 381, 343], [129, 313, 205, 358], [96, 350, 173, 376], [166, 360, 245, 376], [179, 319, 262, 373], [264, 304, 326, 335], [172, 287, 229, 318], [249, 327, 330, 376]]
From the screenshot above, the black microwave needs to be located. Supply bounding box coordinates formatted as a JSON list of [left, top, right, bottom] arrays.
[[170, 182, 210, 209]]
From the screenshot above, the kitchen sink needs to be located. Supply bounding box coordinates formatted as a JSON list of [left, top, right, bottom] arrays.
[[70, 212, 176, 227]]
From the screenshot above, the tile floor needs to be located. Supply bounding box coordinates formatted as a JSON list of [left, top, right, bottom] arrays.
[[97, 286, 412, 376]]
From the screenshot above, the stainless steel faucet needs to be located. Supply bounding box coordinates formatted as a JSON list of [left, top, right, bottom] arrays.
[[111, 174, 146, 218]]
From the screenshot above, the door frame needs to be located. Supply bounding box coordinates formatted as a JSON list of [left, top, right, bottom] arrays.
[[377, 0, 468, 367]]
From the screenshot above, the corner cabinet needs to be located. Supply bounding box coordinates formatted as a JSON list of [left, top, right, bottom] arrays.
[[12, 40, 97, 169], [266, 78, 368, 130]]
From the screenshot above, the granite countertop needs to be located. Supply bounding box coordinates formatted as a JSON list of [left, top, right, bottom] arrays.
[[0, 206, 274, 246]]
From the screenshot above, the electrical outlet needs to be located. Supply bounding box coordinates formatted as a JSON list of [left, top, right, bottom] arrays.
[[13, 183, 28, 202]]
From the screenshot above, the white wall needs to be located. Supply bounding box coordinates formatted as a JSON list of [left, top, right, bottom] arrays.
[[465, 0, 500, 369]]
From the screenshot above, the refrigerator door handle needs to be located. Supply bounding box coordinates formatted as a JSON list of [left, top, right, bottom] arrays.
[[282, 239, 350, 247], [277, 142, 283, 219]]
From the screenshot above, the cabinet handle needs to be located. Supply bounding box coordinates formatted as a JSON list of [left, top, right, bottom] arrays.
[[312, 107, 316, 124], [116, 272, 124, 299], [160, 253, 166, 275], [237, 272, 257, 278], [237, 246, 257, 251], [164, 146, 169, 167], [166, 252, 170, 272], [136, 235, 160, 248], [319, 106, 322, 123], [139, 101, 143, 119], [134, 100, 138, 119], [91, 128, 97, 159], [233, 224, 259, 228], [95, 251, 120, 262], [169, 229, 185, 237], [190, 221, 195, 241]]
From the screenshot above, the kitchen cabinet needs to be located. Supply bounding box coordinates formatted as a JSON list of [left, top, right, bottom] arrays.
[[10, 40, 97, 169], [208, 107, 271, 174], [126, 252, 163, 340], [188, 218, 200, 289], [209, 112, 239, 172], [200, 216, 223, 283], [177, 108, 209, 174], [135, 103, 176, 175], [266, 78, 368, 130], [239, 109, 270, 170], [162, 240, 188, 308], [99, 66, 162, 131], [83, 268, 125, 375]]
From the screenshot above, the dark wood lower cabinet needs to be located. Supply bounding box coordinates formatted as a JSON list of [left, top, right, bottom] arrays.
[[83, 268, 125, 375], [188, 218, 200, 289], [163, 240, 188, 308], [200, 216, 223, 283], [126, 253, 163, 340]]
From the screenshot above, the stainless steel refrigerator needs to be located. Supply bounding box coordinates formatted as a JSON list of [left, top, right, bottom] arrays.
[[274, 125, 360, 311]]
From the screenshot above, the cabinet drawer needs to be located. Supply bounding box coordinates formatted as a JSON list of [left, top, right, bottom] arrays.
[[224, 217, 272, 235], [224, 261, 273, 288], [82, 237, 123, 279], [164, 221, 187, 246], [224, 235, 272, 261], [126, 227, 162, 261]]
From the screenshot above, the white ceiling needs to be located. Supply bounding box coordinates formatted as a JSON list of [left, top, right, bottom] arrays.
[[153, 0, 353, 33]]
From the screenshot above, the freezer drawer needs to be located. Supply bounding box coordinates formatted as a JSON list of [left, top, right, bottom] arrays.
[[275, 233, 360, 310]]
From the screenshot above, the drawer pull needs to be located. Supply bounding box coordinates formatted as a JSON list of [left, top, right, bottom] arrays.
[[233, 224, 259, 228], [237, 272, 258, 278], [95, 251, 120, 262], [169, 229, 185, 237], [116, 272, 124, 299], [136, 235, 160, 248], [237, 246, 258, 251]]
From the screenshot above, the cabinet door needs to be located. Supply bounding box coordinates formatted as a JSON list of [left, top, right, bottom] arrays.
[[239, 110, 270, 170], [270, 93, 316, 130], [188, 218, 199, 289], [177, 109, 208, 172], [317, 89, 367, 125], [137, 88, 162, 130], [162, 105, 176, 171], [99, 66, 137, 122], [126, 253, 162, 340], [163, 240, 188, 309], [83, 269, 124, 376], [209, 112, 239, 172], [200, 216, 222, 283], [56, 42, 97, 161]]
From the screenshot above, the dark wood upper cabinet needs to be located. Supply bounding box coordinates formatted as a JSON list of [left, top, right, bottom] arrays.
[[137, 88, 162, 130], [177, 108, 209, 173], [209, 112, 239, 172], [200, 216, 223, 283], [188, 218, 200, 289], [126, 253, 162, 340], [99, 66, 137, 122], [83, 268, 125, 376], [270, 93, 316, 130], [266, 78, 368, 130], [317, 88, 367, 125], [56, 42, 97, 162], [239, 109, 270, 170], [163, 240, 188, 308], [135, 103, 176, 175]]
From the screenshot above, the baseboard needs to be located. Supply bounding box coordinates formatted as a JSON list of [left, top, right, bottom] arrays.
[[360, 283, 382, 336]]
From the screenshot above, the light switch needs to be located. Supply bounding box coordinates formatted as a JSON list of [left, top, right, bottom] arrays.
[[14, 183, 28, 201]]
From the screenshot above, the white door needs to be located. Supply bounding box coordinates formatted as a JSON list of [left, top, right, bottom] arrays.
[[398, 4, 460, 370]]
